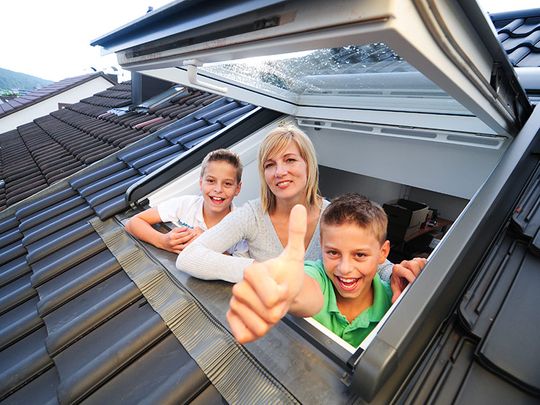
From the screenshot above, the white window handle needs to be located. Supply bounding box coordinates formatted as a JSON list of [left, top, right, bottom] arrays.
[[183, 59, 228, 94]]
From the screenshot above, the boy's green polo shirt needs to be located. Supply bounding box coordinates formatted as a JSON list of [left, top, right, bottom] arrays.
[[304, 260, 392, 347]]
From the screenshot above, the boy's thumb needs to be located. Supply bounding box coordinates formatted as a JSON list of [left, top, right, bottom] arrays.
[[283, 204, 307, 261]]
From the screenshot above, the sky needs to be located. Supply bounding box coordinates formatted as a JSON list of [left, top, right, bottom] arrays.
[[3, 0, 171, 82], [2, 0, 539, 83]]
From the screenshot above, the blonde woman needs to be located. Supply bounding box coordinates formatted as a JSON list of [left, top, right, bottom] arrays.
[[178, 125, 423, 299]]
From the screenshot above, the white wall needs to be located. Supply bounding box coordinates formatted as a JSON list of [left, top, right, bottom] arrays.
[[0, 76, 114, 134], [305, 125, 510, 199]]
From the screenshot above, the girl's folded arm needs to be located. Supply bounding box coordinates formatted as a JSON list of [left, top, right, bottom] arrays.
[[176, 204, 255, 283]]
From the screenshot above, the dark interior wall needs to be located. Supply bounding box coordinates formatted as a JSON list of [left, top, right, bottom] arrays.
[[132, 72, 177, 105], [318, 165, 468, 221], [319, 165, 403, 205]]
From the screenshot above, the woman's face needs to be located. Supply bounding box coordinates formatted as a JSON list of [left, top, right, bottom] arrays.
[[263, 141, 308, 203]]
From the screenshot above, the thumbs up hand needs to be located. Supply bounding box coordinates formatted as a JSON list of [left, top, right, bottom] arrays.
[[227, 205, 321, 344]]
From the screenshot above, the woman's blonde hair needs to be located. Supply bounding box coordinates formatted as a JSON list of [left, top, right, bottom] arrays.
[[258, 125, 321, 213]]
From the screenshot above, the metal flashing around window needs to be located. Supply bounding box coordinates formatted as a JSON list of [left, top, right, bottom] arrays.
[[91, 216, 299, 404]]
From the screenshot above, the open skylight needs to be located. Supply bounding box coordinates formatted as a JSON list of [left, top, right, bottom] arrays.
[[203, 43, 469, 115]]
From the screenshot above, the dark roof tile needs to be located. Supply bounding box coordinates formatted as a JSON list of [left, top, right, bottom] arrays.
[[501, 30, 540, 52], [83, 333, 215, 404], [0, 274, 35, 315], [492, 10, 540, 68], [16, 188, 78, 220], [517, 51, 540, 67], [139, 152, 186, 175], [36, 249, 120, 317], [118, 138, 169, 163], [21, 204, 94, 247], [0, 227, 23, 248], [0, 366, 58, 405], [0, 214, 20, 234], [29, 232, 106, 286], [508, 46, 534, 65], [173, 122, 221, 146], [183, 131, 222, 150], [159, 120, 205, 141], [43, 272, 142, 357], [129, 143, 184, 169], [93, 195, 129, 219], [0, 256, 30, 289], [78, 168, 139, 198], [84, 175, 140, 208], [0, 326, 52, 398], [69, 161, 128, 189], [0, 241, 26, 268], [6, 185, 49, 207], [513, 16, 540, 35], [0, 296, 42, 352], [0, 78, 262, 402], [55, 301, 168, 404]]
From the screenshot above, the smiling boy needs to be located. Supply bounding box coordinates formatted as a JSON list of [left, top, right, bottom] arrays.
[[303, 193, 391, 346], [126, 149, 246, 255], [227, 193, 422, 347]]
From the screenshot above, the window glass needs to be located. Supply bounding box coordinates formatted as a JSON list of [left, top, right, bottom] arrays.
[[203, 43, 470, 115]]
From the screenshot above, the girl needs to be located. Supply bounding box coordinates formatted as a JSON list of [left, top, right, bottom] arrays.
[[125, 148, 245, 255]]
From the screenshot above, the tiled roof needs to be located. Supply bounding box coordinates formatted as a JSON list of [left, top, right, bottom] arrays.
[[0, 73, 116, 118], [491, 8, 540, 67], [401, 161, 540, 402], [0, 82, 227, 210], [0, 85, 261, 403]]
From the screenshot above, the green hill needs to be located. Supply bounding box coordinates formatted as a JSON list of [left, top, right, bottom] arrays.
[[0, 67, 53, 93]]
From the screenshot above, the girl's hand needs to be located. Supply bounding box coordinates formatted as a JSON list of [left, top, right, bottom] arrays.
[[160, 227, 197, 253], [189, 226, 204, 241]]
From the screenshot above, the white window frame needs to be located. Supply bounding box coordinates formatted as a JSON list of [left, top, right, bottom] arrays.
[[117, 0, 526, 136]]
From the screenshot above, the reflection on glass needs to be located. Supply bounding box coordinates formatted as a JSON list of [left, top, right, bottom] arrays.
[[203, 43, 468, 114]]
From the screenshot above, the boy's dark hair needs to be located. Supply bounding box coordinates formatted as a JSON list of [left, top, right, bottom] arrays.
[[321, 193, 388, 244], [201, 149, 243, 183]]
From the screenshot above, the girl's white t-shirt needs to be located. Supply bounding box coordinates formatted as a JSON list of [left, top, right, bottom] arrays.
[[157, 195, 248, 256]]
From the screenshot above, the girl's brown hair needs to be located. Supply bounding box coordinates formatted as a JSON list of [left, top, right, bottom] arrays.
[[201, 148, 243, 183]]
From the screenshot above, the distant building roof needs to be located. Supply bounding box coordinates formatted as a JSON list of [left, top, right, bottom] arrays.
[[0, 73, 117, 119]]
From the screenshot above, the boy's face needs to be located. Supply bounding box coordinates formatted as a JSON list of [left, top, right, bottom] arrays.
[[321, 222, 390, 303], [200, 160, 241, 216]]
